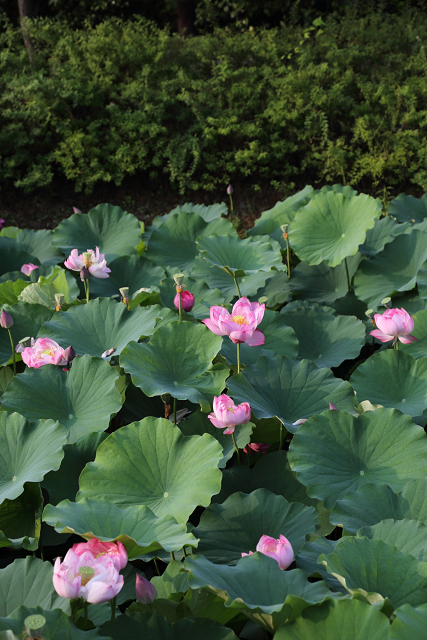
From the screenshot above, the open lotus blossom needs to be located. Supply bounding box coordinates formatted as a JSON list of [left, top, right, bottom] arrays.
[[370, 308, 417, 345], [53, 547, 124, 604], [72, 538, 127, 571], [21, 337, 68, 368], [243, 442, 270, 455], [21, 263, 39, 276], [135, 574, 157, 604], [241, 534, 294, 570], [208, 394, 251, 435], [174, 290, 195, 312], [202, 297, 265, 345], [64, 247, 111, 279]]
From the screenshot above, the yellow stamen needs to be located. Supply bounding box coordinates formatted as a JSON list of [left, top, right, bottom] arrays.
[[231, 315, 248, 326]]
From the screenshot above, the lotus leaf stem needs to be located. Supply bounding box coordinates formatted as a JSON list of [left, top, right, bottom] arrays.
[[344, 257, 351, 292], [173, 397, 177, 424], [110, 596, 116, 621], [231, 432, 240, 464], [7, 328, 15, 375]]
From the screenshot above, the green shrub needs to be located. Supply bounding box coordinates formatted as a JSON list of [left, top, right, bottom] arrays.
[[2, 9, 427, 194]]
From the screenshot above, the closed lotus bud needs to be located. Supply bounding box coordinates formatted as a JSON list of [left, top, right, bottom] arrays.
[[174, 290, 194, 312], [102, 347, 116, 358], [64, 345, 77, 363], [80, 266, 90, 281], [0, 309, 13, 329], [329, 402, 338, 410], [227, 184, 234, 195], [135, 574, 157, 604], [24, 614, 46, 638], [73, 207, 82, 214]]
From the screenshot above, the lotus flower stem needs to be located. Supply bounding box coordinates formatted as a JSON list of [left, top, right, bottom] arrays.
[[394, 339, 399, 350], [182, 546, 188, 558], [153, 558, 160, 576], [84, 280, 90, 304], [231, 432, 240, 464], [170, 551, 175, 561], [7, 329, 16, 375], [279, 423, 284, 451], [281, 225, 291, 277], [232, 273, 241, 298], [110, 596, 116, 621], [344, 257, 351, 292], [173, 397, 177, 424], [84, 601, 88, 625], [237, 343, 241, 374], [178, 291, 182, 322]]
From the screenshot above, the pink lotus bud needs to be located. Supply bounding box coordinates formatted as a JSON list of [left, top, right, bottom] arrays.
[[80, 266, 90, 281], [72, 538, 128, 571], [227, 184, 234, 195], [202, 297, 265, 346], [255, 535, 294, 570], [243, 442, 270, 455], [292, 418, 308, 426], [370, 307, 417, 345], [135, 574, 157, 604], [64, 346, 77, 363], [73, 207, 82, 213], [0, 309, 13, 329], [21, 263, 39, 277], [329, 402, 338, 410], [208, 394, 251, 435], [174, 290, 195, 312], [0, 218, 5, 228]]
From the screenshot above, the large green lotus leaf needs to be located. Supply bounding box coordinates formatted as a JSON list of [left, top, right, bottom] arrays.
[[40, 298, 160, 358], [0, 483, 43, 551], [220, 310, 298, 367], [2, 355, 122, 444], [145, 212, 236, 273], [290, 254, 362, 304], [319, 536, 427, 608], [77, 418, 222, 523], [0, 606, 106, 639], [178, 411, 253, 469], [399, 308, 427, 359], [357, 519, 427, 561], [88, 255, 165, 299], [389, 193, 427, 223], [186, 554, 338, 634], [330, 479, 427, 533], [53, 204, 141, 261], [102, 612, 237, 640], [0, 303, 52, 366], [167, 202, 228, 222], [350, 350, 427, 417], [279, 306, 365, 368], [0, 413, 66, 504], [295, 538, 344, 593], [0, 368, 13, 398], [288, 408, 427, 509], [197, 234, 283, 276], [226, 355, 355, 434], [191, 257, 273, 300], [0, 557, 68, 616], [43, 498, 197, 558], [353, 231, 427, 309], [18, 267, 80, 307], [359, 216, 411, 256], [247, 186, 314, 240], [182, 589, 239, 626], [288, 192, 379, 267], [389, 603, 427, 639], [0, 245, 39, 277], [255, 270, 292, 308], [120, 322, 227, 412], [193, 489, 317, 564], [159, 277, 226, 320], [0, 280, 29, 306], [274, 598, 389, 640], [42, 432, 108, 505], [15, 229, 64, 266]]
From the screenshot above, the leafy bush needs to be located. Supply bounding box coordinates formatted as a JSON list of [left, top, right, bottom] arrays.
[[2, 8, 427, 194]]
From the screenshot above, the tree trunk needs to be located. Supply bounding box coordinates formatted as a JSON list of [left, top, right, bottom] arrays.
[[177, 0, 196, 35], [18, 0, 35, 61]]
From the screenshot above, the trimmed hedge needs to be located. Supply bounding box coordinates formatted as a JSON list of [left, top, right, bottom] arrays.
[[1, 10, 427, 194]]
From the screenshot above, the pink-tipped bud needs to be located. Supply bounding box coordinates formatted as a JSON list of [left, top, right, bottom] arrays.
[[80, 266, 90, 281], [64, 346, 77, 363], [0, 218, 5, 229], [0, 309, 13, 329], [329, 402, 338, 410], [73, 207, 82, 214], [135, 574, 157, 604], [227, 184, 234, 195], [174, 290, 195, 313]]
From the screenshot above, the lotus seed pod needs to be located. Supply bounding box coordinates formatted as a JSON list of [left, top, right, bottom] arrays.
[[24, 614, 46, 638], [173, 273, 185, 286]]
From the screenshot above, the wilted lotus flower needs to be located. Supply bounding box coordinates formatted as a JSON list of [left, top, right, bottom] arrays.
[[21, 337, 67, 368], [53, 547, 124, 604], [174, 290, 195, 312], [64, 247, 111, 279], [72, 538, 127, 571], [241, 534, 294, 570], [370, 308, 417, 345], [135, 574, 157, 604], [208, 394, 251, 435], [21, 263, 39, 276], [203, 297, 265, 346], [243, 442, 270, 454]]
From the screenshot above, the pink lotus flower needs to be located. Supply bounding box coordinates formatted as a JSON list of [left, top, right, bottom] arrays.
[[202, 297, 265, 345], [135, 574, 157, 604], [370, 308, 417, 345], [243, 442, 270, 454], [53, 548, 123, 604], [64, 247, 111, 279], [0, 219, 5, 229], [73, 207, 82, 213], [174, 290, 195, 312], [21, 263, 39, 276], [21, 337, 67, 368], [72, 538, 128, 571], [241, 534, 294, 570], [208, 394, 251, 435]]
